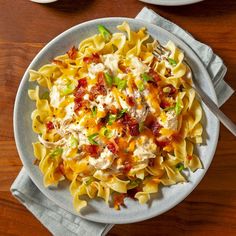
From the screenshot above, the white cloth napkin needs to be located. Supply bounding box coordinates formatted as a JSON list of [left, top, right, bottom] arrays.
[[11, 7, 234, 236]]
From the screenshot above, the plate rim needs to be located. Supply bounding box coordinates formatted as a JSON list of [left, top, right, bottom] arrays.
[[139, 0, 203, 6], [13, 16, 219, 224]]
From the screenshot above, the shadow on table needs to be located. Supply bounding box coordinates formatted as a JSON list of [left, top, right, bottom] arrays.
[[43, 0, 95, 13]]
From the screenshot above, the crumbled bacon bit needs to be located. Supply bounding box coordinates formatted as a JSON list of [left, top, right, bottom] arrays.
[[148, 158, 155, 167], [123, 161, 132, 173], [127, 188, 139, 199], [107, 142, 117, 154], [151, 121, 162, 136], [74, 87, 85, 98], [84, 145, 100, 158], [83, 53, 100, 64], [33, 159, 40, 166], [187, 155, 193, 160], [155, 139, 171, 148], [77, 78, 87, 88], [129, 123, 140, 136], [118, 63, 130, 73], [126, 96, 135, 107], [58, 163, 65, 176], [74, 101, 83, 112], [120, 114, 140, 136], [110, 105, 118, 114], [46, 121, 54, 130], [67, 46, 77, 60], [148, 69, 161, 83], [113, 193, 126, 210], [52, 59, 68, 68], [160, 101, 170, 109], [97, 72, 105, 85], [89, 84, 107, 100], [163, 84, 177, 96]]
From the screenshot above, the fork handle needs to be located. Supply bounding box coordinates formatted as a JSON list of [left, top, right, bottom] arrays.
[[194, 84, 236, 136]]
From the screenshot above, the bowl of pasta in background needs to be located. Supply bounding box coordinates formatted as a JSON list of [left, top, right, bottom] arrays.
[[14, 17, 219, 224]]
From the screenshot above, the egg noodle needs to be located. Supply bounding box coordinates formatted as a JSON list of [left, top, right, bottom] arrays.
[[28, 22, 203, 211]]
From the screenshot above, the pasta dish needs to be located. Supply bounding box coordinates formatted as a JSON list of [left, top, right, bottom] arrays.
[[28, 22, 203, 211]]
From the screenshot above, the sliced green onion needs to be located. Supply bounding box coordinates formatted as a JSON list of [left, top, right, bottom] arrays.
[[104, 73, 113, 87], [91, 106, 97, 117], [168, 58, 177, 66], [98, 24, 111, 42], [175, 97, 183, 115], [117, 108, 128, 119], [61, 83, 75, 96], [70, 136, 78, 149], [138, 81, 145, 92], [117, 79, 127, 90], [50, 148, 63, 157], [176, 163, 185, 172], [87, 133, 99, 145], [41, 91, 49, 100], [141, 73, 153, 82], [108, 114, 117, 125], [100, 127, 113, 139]]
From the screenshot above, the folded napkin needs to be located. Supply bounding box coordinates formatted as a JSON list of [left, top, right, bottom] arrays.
[[11, 7, 234, 236]]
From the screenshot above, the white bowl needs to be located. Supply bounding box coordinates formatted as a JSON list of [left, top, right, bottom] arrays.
[[14, 17, 219, 224]]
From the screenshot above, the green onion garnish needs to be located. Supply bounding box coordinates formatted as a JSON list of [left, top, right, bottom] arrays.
[[61, 83, 75, 96], [87, 133, 99, 145], [50, 148, 63, 157], [168, 58, 177, 66], [98, 24, 111, 42], [138, 81, 145, 92], [141, 73, 153, 82], [101, 127, 113, 139], [108, 114, 117, 125], [70, 136, 78, 148], [117, 109, 128, 119], [104, 73, 113, 87], [91, 106, 97, 117], [176, 163, 185, 172]]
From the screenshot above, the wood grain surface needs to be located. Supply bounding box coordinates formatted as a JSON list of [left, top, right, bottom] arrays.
[[1, 0, 236, 235]]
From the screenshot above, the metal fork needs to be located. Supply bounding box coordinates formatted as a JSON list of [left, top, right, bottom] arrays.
[[153, 43, 236, 137]]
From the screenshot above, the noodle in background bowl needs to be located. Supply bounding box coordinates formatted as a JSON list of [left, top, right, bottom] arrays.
[[14, 17, 219, 224]]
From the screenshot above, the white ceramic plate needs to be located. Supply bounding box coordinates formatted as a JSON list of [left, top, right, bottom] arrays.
[[14, 17, 219, 224], [139, 0, 203, 6]]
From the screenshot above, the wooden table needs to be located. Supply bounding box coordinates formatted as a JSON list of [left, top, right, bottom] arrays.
[[1, 0, 236, 235]]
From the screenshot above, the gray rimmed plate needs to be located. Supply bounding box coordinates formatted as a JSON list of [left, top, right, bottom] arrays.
[[14, 17, 219, 224]]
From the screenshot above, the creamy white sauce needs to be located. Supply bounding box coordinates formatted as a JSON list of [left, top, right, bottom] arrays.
[[50, 85, 63, 108], [103, 54, 120, 75], [133, 136, 157, 161], [129, 56, 150, 77], [158, 110, 178, 131], [89, 147, 115, 170], [64, 102, 75, 120], [88, 63, 105, 79]]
